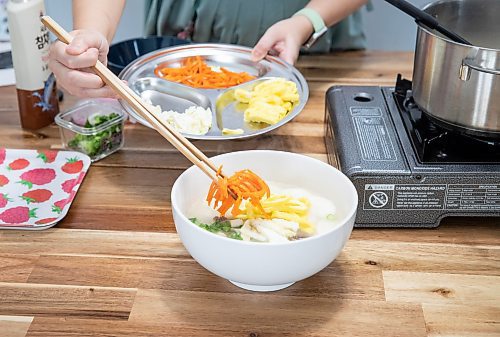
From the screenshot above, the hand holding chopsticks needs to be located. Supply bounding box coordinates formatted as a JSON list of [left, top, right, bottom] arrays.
[[41, 16, 225, 184]]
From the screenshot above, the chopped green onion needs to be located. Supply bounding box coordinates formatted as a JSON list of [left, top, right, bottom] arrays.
[[189, 217, 243, 240], [68, 113, 122, 158]]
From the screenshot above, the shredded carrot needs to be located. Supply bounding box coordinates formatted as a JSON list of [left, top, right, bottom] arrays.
[[206, 167, 270, 217], [155, 56, 255, 89]]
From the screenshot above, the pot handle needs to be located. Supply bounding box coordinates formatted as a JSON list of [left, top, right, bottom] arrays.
[[460, 57, 500, 81]]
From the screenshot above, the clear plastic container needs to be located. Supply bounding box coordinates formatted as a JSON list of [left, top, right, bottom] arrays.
[[55, 98, 127, 162]]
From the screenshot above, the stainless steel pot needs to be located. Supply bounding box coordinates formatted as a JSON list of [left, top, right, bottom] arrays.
[[412, 0, 500, 137]]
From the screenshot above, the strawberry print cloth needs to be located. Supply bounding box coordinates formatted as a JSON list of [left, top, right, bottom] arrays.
[[0, 148, 91, 230]]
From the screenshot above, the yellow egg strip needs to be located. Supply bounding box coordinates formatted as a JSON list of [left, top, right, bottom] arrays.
[[237, 193, 315, 233], [233, 78, 300, 125]]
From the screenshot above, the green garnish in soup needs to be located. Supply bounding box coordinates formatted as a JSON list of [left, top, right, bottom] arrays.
[[190, 217, 243, 240]]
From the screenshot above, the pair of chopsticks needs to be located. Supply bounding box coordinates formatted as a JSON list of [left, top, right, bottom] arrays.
[[41, 16, 230, 188]]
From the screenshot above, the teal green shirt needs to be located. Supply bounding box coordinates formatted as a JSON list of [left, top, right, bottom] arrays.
[[145, 0, 371, 52]]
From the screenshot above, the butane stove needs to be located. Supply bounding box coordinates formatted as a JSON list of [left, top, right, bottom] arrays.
[[325, 75, 500, 228]]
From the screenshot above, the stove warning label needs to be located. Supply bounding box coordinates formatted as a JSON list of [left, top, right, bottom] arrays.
[[363, 184, 446, 210], [364, 184, 394, 210], [446, 185, 500, 211], [394, 185, 446, 209], [350, 107, 397, 162], [363, 184, 500, 211], [369, 191, 390, 208]]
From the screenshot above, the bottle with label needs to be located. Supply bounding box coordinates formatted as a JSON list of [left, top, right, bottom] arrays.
[[7, 0, 59, 130]]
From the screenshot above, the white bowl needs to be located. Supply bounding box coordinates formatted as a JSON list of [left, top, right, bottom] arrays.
[[171, 150, 358, 291]]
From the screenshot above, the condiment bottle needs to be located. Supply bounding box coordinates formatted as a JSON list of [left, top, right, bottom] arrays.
[[7, 0, 59, 130]]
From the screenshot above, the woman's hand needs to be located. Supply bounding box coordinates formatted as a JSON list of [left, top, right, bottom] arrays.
[[252, 15, 313, 65], [48, 29, 116, 98]]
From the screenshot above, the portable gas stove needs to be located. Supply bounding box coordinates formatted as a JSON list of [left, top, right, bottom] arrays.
[[325, 75, 500, 227]]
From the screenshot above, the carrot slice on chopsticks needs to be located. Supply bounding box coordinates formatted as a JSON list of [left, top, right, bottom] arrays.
[[155, 56, 255, 89], [206, 167, 270, 217]]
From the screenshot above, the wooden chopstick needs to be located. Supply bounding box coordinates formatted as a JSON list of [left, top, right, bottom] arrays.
[[41, 16, 226, 183]]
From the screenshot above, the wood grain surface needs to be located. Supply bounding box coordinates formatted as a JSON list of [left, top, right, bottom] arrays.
[[0, 51, 498, 337]]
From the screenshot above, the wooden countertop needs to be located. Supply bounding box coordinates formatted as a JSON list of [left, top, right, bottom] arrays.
[[0, 51, 499, 337]]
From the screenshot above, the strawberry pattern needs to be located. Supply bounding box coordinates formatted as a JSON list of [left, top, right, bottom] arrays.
[[35, 217, 59, 225], [0, 193, 11, 208], [61, 158, 84, 174], [0, 175, 9, 187], [19, 168, 56, 188], [0, 148, 90, 229], [60, 173, 86, 194], [7, 158, 30, 171], [0, 206, 36, 223], [21, 189, 53, 204], [37, 150, 58, 163]]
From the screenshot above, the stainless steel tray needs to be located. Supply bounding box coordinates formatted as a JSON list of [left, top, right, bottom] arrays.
[[118, 43, 309, 140]]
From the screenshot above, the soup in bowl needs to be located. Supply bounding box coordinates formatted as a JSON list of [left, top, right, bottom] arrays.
[[171, 150, 358, 291]]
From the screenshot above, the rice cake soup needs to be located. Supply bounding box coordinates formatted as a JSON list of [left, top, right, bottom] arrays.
[[189, 181, 339, 243]]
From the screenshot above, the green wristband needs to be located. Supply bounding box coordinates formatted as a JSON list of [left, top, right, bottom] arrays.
[[292, 8, 328, 49], [292, 8, 326, 33]]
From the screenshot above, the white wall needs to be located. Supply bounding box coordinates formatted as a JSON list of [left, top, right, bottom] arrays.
[[46, 0, 432, 51], [45, 0, 145, 43]]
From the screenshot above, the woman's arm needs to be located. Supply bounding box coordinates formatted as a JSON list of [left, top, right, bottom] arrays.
[[307, 0, 368, 27], [73, 0, 125, 41], [47, 0, 126, 97], [252, 0, 368, 64]]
